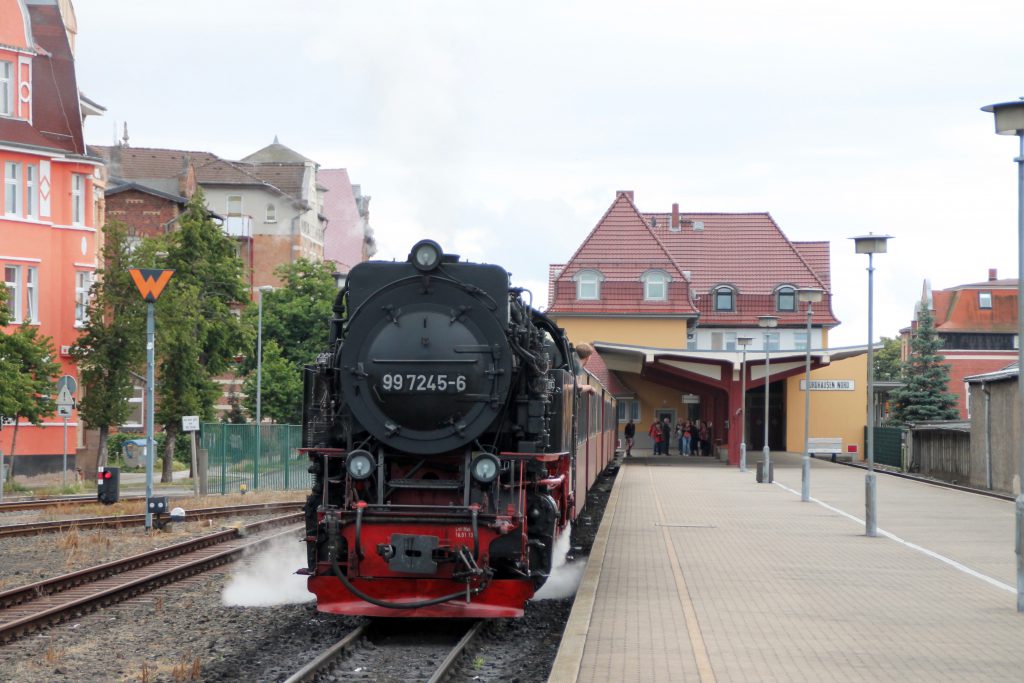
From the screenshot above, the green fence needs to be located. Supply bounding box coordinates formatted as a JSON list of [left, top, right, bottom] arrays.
[[870, 426, 905, 468], [200, 423, 310, 494]]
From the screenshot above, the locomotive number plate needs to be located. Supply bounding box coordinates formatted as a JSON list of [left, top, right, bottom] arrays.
[[380, 373, 467, 393]]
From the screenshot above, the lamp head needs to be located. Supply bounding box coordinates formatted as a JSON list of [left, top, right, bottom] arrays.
[[737, 335, 755, 348], [982, 99, 1024, 135], [758, 315, 778, 329], [851, 233, 892, 254], [796, 287, 824, 304]]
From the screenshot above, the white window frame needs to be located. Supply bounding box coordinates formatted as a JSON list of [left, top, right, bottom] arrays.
[[765, 332, 781, 352], [74, 270, 92, 326], [5, 161, 21, 216], [979, 291, 992, 309], [641, 270, 670, 301], [25, 164, 35, 218], [4, 264, 22, 322], [574, 269, 604, 301], [265, 202, 276, 223], [226, 194, 242, 215], [616, 399, 641, 422], [714, 286, 734, 311], [0, 61, 12, 116], [26, 266, 38, 323], [794, 330, 809, 351], [71, 174, 84, 226]]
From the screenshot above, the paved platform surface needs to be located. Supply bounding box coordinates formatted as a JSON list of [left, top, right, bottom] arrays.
[[549, 451, 1024, 682]]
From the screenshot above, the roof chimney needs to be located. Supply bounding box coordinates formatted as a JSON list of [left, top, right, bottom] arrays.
[[671, 203, 680, 231], [617, 190, 634, 203], [989, 268, 997, 281]]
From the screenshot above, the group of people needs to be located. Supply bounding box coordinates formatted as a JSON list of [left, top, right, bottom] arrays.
[[622, 417, 713, 457]]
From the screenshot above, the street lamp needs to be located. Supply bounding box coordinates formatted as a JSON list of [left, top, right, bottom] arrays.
[[851, 233, 891, 537], [758, 315, 778, 483], [797, 288, 824, 502], [982, 97, 1024, 611], [737, 335, 754, 472], [255, 285, 274, 490]]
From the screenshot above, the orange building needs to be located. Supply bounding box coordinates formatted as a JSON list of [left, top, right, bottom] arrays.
[[0, 0, 104, 476]]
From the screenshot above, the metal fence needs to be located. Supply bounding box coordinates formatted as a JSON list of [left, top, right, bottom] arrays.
[[200, 423, 310, 494], [871, 426, 905, 468]]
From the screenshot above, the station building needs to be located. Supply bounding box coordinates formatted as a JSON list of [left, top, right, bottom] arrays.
[[547, 191, 870, 465]]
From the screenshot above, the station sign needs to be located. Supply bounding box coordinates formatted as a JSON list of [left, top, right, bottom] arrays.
[[800, 379, 855, 391]]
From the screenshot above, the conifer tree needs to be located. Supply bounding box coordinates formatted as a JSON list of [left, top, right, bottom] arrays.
[[888, 306, 959, 424], [71, 220, 146, 466]]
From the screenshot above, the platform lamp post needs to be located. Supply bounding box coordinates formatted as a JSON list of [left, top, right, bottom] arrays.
[[797, 288, 824, 502], [737, 335, 754, 472], [982, 98, 1024, 611], [758, 315, 778, 483], [851, 233, 891, 537], [254, 285, 274, 491]]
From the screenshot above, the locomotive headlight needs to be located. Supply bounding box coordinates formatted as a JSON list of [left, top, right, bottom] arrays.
[[346, 449, 376, 480], [471, 453, 500, 484], [410, 239, 443, 272]]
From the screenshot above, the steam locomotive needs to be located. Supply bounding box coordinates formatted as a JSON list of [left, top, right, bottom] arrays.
[[299, 240, 616, 618]]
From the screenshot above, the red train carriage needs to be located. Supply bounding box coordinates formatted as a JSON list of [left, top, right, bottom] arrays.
[[300, 240, 615, 617]]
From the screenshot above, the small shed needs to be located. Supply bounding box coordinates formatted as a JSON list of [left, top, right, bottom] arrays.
[[965, 364, 1020, 494]]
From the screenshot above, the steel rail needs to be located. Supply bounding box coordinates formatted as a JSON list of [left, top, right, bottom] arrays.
[[0, 514, 302, 642], [0, 501, 303, 537], [281, 624, 371, 683], [427, 620, 485, 683], [0, 495, 147, 512], [829, 458, 1015, 501]]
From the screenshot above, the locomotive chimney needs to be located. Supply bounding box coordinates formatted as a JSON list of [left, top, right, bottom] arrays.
[[989, 268, 998, 281], [671, 203, 680, 230]]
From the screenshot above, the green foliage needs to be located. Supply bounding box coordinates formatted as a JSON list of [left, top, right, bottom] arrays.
[[873, 336, 903, 382], [106, 431, 192, 467], [888, 307, 959, 424], [239, 258, 337, 422], [71, 220, 147, 466], [243, 340, 304, 423], [0, 325, 62, 446], [153, 189, 248, 481]]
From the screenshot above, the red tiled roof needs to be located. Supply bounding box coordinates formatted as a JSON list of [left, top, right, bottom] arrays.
[[550, 192, 839, 326], [26, 3, 85, 154], [550, 192, 697, 316], [581, 350, 634, 396], [932, 287, 1018, 333], [90, 146, 218, 181]]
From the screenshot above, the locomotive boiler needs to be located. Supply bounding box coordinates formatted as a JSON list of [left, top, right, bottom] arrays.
[[300, 240, 615, 618]]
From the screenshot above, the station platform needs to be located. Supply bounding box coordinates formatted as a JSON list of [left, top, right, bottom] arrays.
[[549, 451, 1024, 682]]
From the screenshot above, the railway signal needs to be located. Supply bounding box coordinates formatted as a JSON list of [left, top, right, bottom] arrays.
[[97, 467, 120, 505]]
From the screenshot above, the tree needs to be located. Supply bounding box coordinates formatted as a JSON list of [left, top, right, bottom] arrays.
[[0, 324, 61, 469], [240, 258, 337, 422], [242, 340, 303, 423], [874, 336, 903, 382], [0, 285, 21, 434], [888, 307, 959, 424], [154, 190, 248, 482], [71, 220, 146, 467]]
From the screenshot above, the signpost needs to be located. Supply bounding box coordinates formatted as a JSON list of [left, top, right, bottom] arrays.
[[55, 375, 77, 488], [182, 415, 200, 496], [130, 268, 174, 530]]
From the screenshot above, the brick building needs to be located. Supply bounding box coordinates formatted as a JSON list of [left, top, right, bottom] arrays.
[[901, 270, 1018, 419], [0, 0, 105, 475]]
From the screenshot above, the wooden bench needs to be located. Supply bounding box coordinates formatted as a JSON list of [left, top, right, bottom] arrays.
[[807, 437, 848, 462]]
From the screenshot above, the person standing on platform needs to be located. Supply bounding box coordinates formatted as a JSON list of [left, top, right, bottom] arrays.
[[623, 420, 635, 457], [661, 417, 672, 456], [648, 419, 662, 455], [675, 421, 684, 456], [699, 421, 710, 456], [682, 421, 693, 456]]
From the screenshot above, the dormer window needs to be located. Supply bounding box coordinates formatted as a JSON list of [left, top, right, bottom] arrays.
[[641, 269, 671, 301], [574, 269, 604, 300], [776, 286, 796, 312], [0, 61, 12, 116], [980, 291, 992, 309], [714, 286, 735, 311]]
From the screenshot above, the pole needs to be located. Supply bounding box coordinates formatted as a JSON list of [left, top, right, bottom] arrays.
[[1014, 132, 1024, 612], [62, 416, 68, 489], [740, 347, 748, 472], [865, 252, 877, 537], [255, 289, 264, 492], [763, 333, 771, 483], [802, 302, 813, 502], [145, 301, 155, 531], [1, 447, 5, 502], [190, 430, 198, 497]]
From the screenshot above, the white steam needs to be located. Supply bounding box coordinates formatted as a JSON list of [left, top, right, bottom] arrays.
[[221, 535, 315, 606], [532, 523, 587, 600]]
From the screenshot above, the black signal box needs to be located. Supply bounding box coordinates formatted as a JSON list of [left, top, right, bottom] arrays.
[[97, 467, 120, 505]]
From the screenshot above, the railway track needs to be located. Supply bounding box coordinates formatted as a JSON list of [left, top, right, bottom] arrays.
[[0, 501, 303, 537], [284, 619, 484, 683], [0, 495, 147, 513], [0, 513, 303, 642], [830, 458, 1015, 501]]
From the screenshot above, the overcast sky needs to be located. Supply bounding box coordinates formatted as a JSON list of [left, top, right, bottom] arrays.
[[74, 0, 1024, 347]]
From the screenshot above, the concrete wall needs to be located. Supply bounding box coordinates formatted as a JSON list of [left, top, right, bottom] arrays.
[[968, 378, 1020, 494], [784, 354, 868, 457]]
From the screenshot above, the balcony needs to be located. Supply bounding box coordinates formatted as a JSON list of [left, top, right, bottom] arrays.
[[224, 215, 252, 238]]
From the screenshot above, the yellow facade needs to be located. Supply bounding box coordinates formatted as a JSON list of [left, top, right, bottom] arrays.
[[554, 317, 688, 349], [784, 354, 868, 457]]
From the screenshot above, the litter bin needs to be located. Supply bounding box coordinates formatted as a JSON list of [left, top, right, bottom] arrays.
[[756, 461, 774, 484], [97, 466, 120, 505]]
